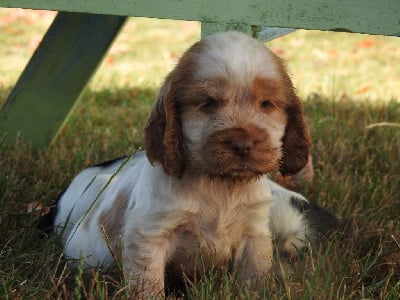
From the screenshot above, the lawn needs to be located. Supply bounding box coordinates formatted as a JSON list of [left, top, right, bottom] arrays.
[[0, 8, 399, 299]]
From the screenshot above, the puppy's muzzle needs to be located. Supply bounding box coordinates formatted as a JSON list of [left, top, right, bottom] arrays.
[[226, 138, 253, 157], [223, 127, 268, 158]]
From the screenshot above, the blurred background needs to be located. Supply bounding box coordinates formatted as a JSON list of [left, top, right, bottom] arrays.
[[1, 8, 399, 103]]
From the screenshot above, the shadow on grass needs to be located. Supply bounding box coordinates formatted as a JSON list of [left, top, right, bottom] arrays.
[[0, 88, 399, 298]]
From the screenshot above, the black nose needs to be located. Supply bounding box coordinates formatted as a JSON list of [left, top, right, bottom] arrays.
[[228, 139, 253, 156]]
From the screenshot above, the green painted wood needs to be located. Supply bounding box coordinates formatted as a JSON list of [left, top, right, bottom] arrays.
[[0, 0, 399, 36], [256, 27, 296, 41], [0, 12, 127, 148], [202, 23, 296, 41]]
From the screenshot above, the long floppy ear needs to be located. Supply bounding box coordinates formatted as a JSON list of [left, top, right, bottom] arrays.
[[279, 81, 311, 176], [143, 75, 186, 178]]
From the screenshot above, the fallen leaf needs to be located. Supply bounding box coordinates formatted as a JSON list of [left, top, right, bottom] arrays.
[[356, 85, 371, 94], [105, 55, 115, 65], [271, 47, 284, 56], [356, 38, 375, 49], [27, 201, 51, 217]]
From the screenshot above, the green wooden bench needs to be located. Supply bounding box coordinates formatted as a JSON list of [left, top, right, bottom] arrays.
[[0, 0, 399, 149]]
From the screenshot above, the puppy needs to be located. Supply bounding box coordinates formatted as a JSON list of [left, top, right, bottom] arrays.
[[52, 31, 333, 297]]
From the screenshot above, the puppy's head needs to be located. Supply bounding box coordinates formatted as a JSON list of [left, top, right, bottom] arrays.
[[144, 31, 310, 181]]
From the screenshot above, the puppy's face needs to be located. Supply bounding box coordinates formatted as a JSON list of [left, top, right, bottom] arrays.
[[179, 73, 288, 181], [144, 31, 310, 181]]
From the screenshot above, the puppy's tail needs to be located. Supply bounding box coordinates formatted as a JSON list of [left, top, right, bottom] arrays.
[[290, 196, 339, 239]]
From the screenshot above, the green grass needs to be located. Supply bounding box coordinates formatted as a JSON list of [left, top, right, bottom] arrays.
[[1, 8, 400, 299]]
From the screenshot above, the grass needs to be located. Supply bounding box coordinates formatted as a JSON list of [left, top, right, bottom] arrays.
[[1, 8, 400, 299]]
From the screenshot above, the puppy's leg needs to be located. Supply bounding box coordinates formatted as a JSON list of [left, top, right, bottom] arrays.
[[235, 234, 273, 289], [234, 202, 273, 289], [123, 234, 172, 299]]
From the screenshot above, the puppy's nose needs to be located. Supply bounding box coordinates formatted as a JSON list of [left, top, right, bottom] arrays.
[[229, 139, 253, 156]]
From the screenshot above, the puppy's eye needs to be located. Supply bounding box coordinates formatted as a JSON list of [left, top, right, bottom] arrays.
[[201, 97, 218, 110], [260, 100, 273, 109]]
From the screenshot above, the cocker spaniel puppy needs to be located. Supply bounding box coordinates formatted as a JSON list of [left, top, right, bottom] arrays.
[[51, 31, 336, 297]]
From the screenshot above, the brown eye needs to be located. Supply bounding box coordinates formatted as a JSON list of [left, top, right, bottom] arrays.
[[201, 97, 218, 110], [260, 100, 273, 109]]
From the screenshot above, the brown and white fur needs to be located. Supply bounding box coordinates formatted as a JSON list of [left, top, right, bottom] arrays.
[[53, 31, 334, 298]]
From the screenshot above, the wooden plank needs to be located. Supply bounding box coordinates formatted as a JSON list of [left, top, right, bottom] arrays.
[[256, 27, 296, 41], [0, 12, 126, 148], [0, 0, 399, 36], [202, 23, 296, 41]]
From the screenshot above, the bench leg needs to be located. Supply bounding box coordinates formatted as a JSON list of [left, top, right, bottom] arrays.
[[201, 22, 256, 38], [0, 12, 127, 149], [201, 22, 295, 41]]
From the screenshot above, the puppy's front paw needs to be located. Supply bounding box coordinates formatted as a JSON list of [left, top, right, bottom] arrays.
[[125, 272, 165, 299], [235, 235, 273, 289]]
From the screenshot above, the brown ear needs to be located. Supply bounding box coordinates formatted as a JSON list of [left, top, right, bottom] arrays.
[[279, 93, 311, 177], [143, 75, 186, 178]]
